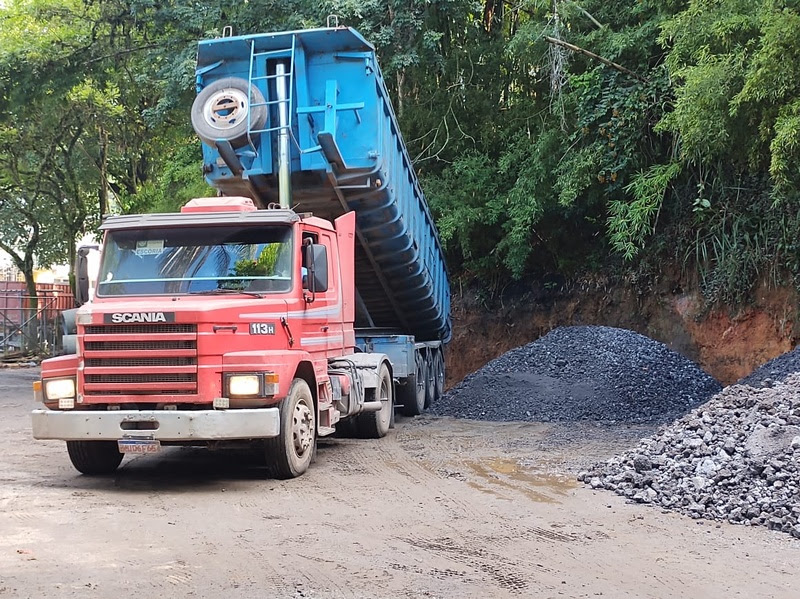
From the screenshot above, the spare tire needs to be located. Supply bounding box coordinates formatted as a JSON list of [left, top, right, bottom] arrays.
[[191, 77, 267, 148]]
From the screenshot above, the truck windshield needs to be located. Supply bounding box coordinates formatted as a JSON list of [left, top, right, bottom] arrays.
[[97, 225, 293, 296]]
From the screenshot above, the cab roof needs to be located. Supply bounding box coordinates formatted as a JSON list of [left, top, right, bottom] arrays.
[[100, 208, 300, 231]]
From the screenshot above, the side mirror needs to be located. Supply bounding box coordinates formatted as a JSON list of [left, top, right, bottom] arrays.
[[303, 244, 328, 294], [74, 246, 92, 306]]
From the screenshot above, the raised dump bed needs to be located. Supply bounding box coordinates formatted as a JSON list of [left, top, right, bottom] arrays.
[[193, 26, 450, 342]]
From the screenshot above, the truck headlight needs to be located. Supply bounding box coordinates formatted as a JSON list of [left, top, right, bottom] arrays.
[[227, 374, 261, 398], [224, 373, 279, 398], [43, 377, 76, 401]]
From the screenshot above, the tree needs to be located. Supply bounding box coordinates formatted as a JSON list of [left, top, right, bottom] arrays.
[[0, 115, 77, 300], [654, 0, 800, 303], [1, 0, 796, 316]]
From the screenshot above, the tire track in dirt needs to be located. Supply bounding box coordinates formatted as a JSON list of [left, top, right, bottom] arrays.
[[390, 420, 591, 594], [373, 425, 501, 521], [155, 560, 193, 586], [400, 534, 535, 593], [316, 428, 532, 595], [348, 424, 576, 595]]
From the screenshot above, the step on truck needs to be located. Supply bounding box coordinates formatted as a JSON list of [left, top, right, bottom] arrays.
[[31, 24, 451, 478]]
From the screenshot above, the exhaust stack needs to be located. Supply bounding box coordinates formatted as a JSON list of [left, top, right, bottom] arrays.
[[276, 61, 291, 209]]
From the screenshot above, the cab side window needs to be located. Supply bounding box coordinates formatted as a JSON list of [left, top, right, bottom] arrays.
[[301, 232, 318, 289]]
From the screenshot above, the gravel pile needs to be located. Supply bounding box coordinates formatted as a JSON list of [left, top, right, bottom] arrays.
[[580, 374, 800, 538], [433, 326, 720, 423], [738, 346, 800, 387]]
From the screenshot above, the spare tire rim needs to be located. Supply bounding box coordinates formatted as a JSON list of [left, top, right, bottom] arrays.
[[202, 88, 250, 131]]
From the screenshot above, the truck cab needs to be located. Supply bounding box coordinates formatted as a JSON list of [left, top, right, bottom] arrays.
[[32, 197, 394, 478]]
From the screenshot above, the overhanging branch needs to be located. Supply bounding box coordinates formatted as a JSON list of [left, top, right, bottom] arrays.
[[544, 36, 649, 83]]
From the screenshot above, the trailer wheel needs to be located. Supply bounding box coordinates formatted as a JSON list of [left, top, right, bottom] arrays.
[[432, 348, 445, 401], [191, 77, 267, 148], [401, 355, 427, 416], [264, 378, 316, 479], [66, 441, 124, 475], [356, 363, 393, 438], [424, 353, 436, 409]]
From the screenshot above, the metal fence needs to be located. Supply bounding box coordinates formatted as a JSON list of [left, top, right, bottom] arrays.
[[0, 283, 75, 357]]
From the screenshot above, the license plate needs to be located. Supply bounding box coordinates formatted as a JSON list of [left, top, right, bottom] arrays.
[[118, 439, 161, 454]]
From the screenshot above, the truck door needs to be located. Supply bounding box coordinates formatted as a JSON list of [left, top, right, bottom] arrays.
[[300, 231, 344, 356]]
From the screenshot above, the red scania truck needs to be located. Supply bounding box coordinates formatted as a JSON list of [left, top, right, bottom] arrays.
[[31, 26, 451, 478]]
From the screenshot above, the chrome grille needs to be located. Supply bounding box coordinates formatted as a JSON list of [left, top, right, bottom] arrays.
[[85, 324, 196, 334], [85, 357, 196, 367], [82, 323, 198, 396], [85, 373, 195, 383], [85, 340, 195, 351]]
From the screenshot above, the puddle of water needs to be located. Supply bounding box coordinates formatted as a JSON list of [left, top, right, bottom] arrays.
[[462, 458, 576, 503], [466, 480, 505, 499]]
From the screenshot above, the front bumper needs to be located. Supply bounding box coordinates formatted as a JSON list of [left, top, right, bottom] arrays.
[[31, 408, 280, 441]]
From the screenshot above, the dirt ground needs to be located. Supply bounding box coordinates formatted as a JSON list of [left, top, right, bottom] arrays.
[[2, 368, 799, 598]]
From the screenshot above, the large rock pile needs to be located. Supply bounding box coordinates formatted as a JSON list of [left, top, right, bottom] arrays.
[[432, 326, 720, 423], [580, 373, 800, 538]]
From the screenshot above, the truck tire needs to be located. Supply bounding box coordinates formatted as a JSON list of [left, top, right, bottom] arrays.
[[191, 77, 267, 148], [400, 355, 427, 416], [432, 348, 445, 401], [424, 352, 436, 409], [264, 378, 316, 479], [66, 441, 124, 475], [355, 363, 393, 438]]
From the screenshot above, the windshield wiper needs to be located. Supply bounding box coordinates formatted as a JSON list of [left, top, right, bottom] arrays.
[[187, 288, 264, 298]]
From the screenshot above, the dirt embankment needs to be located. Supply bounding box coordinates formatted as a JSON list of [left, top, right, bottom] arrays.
[[447, 278, 798, 387]]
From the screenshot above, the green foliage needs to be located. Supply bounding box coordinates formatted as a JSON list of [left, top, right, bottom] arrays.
[[657, 53, 742, 162], [121, 137, 213, 214], [655, 0, 800, 301], [425, 152, 504, 274], [770, 99, 800, 190], [689, 188, 800, 305], [0, 0, 797, 308], [608, 162, 682, 260], [494, 127, 561, 277]]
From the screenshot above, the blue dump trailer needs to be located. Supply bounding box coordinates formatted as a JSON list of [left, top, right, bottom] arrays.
[[192, 25, 451, 414]]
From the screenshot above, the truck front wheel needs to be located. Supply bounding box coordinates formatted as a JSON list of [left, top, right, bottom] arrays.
[[66, 441, 124, 475], [264, 378, 316, 479]]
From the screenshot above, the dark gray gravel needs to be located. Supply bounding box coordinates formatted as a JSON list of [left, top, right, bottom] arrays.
[[433, 326, 721, 423], [580, 374, 800, 538], [738, 346, 800, 387]]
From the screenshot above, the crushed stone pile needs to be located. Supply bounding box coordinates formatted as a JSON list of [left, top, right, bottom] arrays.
[[580, 374, 800, 538], [738, 346, 800, 387], [432, 326, 720, 423]]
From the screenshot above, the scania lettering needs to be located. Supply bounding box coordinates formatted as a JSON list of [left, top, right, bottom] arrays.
[[108, 312, 172, 324], [32, 25, 450, 479]]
